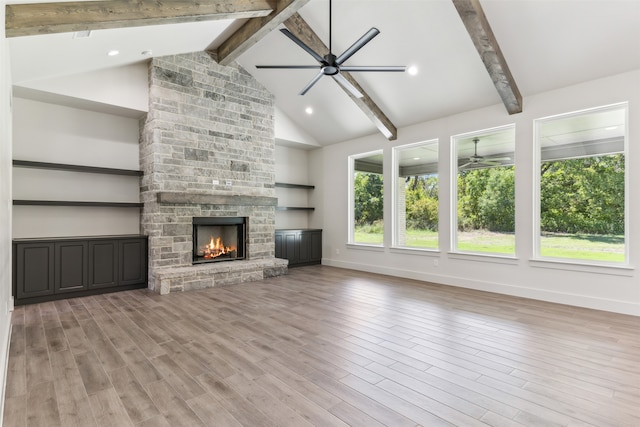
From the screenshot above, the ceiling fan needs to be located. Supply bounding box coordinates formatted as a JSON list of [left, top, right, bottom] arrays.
[[459, 138, 511, 169], [255, 0, 406, 98]]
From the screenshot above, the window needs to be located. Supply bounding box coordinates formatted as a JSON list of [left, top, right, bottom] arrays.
[[535, 104, 627, 264], [452, 126, 516, 255], [393, 140, 438, 249], [349, 151, 384, 245]]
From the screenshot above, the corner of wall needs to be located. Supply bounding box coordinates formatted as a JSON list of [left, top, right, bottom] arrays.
[[0, 2, 14, 422]]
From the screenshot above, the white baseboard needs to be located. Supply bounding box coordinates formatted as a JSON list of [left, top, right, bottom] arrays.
[[322, 258, 640, 316]]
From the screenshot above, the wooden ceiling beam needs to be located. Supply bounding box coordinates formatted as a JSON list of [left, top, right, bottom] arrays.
[[452, 0, 522, 115], [211, 0, 311, 66], [5, 0, 275, 38], [282, 12, 398, 141]]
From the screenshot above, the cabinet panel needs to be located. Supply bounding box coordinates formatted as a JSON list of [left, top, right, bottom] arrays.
[[298, 232, 311, 264], [284, 233, 298, 263], [119, 239, 147, 286], [310, 231, 322, 261], [274, 232, 284, 259], [275, 229, 322, 267], [89, 240, 118, 289], [16, 243, 54, 298], [13, 236, 148, 305], [55, 241, 88, 293]]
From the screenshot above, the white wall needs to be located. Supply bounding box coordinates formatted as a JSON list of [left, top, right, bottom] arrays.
[[274, 107, 320, 149], [12, 97, 141, 238], [317, 69, 640, 316], [16, 63, 149, 113], [0, 1, 13, 420], [274, 145, 316, 229]]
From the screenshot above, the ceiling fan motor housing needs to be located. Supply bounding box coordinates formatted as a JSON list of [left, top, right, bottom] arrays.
[[322, 54, 339, 75]]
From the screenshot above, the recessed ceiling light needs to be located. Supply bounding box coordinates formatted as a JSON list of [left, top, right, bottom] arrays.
[[305, 107, 313, 115], [141, 50, 153, 57], [605, 126, 618, 130], [73, 30, 91, 39], [413, 157, 420, 160], [407, 66, 419, 76], [107, 50, 119, 57]]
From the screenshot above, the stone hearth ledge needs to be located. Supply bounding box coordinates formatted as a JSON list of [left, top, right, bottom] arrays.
[[154, 258, 288, 295], [156, 192, 277, 206]]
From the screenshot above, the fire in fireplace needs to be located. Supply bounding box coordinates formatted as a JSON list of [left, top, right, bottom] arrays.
[[192, 217, 246, 264]]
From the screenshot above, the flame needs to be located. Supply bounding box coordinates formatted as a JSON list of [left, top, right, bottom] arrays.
[[200, 235, 236, 260]]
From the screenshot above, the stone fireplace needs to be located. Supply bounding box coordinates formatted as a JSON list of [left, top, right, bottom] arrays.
[[140, 52, 287, 294]]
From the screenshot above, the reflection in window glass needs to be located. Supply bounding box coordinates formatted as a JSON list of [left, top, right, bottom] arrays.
[[350, 151, 384, 245], [453, 126, 515, 255], [394, 140, 438, 249], [536, 104, 626, 263]]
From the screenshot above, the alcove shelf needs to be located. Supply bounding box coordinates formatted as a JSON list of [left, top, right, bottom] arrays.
[[13, 200, 143, 208], [12, 159, 143, 209], [276, 206, 315, 211], [13, 160, 143, 176], [275, 182, 315, 211], [275, 182, 315, 190]]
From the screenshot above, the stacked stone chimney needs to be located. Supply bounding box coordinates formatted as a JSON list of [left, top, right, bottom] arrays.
[[140, 52, 287, 294]]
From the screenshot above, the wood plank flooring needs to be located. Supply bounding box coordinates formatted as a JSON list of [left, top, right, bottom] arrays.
[[4, 265, 640, 426]]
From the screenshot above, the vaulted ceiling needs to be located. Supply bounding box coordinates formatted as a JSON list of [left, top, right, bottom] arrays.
[[6, 0, 640, 147]]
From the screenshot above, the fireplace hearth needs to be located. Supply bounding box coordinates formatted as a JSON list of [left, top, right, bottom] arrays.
[[193, 217, 246, 264]]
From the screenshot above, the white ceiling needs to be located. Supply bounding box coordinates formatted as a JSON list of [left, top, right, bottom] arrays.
[[7, 0, 640, 147]]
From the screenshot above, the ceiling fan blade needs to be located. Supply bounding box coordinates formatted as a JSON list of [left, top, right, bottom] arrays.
[[332, 73, 364, 98], [480, 160, 502, 166], [280, 28, 326, 64], [340, 66, 407, 72], [256, 65, 320, 69], [299, 72, 325, 96], [335, 27, 380, 65], [458, 162, 472, 169]]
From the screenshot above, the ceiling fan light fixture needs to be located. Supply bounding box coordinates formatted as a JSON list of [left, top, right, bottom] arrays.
[[408, 66, 419, 76]]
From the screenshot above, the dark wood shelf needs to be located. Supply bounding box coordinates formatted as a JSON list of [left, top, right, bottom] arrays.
[[13, 200, 143, 208], [276, 206, 315, 211], [275, 182, 315, 190], [13, 160, 143, 176]]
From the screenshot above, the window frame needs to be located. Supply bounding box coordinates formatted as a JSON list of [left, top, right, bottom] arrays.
[[348, 149, 385, 247], [392, 139, 439, 251], [450, 124, 516, 257], [532, 102, 629, 266]]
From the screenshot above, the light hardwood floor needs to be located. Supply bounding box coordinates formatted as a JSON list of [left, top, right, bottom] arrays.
[[3, 265, 640, 426]]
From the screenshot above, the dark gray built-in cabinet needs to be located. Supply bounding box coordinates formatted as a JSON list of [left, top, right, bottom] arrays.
[[275, 229, 322, 267], [13, 235, 147, 305]]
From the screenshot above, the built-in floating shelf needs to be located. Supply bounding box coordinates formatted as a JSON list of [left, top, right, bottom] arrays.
[[275, 182, 315, 212], [276, 206, 315, 211], [13, 160, 143, 176], [13, 200, 143, 208], [275, 182, 315, 190]]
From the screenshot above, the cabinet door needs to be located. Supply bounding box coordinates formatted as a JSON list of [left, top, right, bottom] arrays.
[[310, 231, 322, 262], [55, 241, 88, 293], [16, 242, 54, 299], [88, 240, 118, 289], [274, 232, 284, 259], [119, 238, 147, 286], [283, 232, 299, 264], [298, 232, 311, 264]]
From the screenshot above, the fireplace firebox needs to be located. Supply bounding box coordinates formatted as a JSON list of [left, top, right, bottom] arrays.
[[192, 217, 246, 264]]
